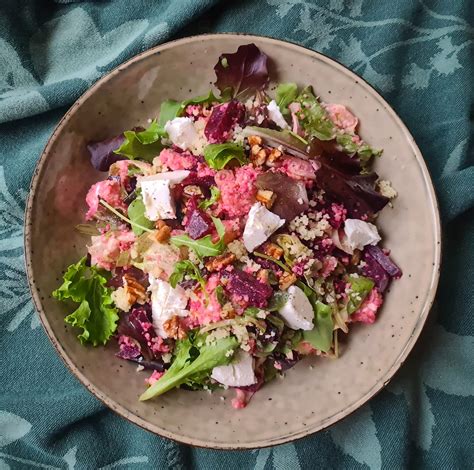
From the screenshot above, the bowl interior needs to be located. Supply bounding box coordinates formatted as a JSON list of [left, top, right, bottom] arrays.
[[26, 34, 440, 449]]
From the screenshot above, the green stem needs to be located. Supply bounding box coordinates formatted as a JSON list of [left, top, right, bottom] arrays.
[[99, 199, 154, 233]]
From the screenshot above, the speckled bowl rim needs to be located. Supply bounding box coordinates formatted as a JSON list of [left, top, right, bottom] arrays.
[[24, 33, 442, 450]]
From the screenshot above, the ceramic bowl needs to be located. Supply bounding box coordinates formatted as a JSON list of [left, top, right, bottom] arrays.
[[25, 34, 441, 449]]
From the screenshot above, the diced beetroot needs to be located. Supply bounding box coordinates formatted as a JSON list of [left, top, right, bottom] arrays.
[[365, 246, 402, 278], [361, 251, 391, 292], [223, 269, 272, 308], [186, 209, 213, 239], [116, 335, 141, 360], [204, 100, 245, 143]]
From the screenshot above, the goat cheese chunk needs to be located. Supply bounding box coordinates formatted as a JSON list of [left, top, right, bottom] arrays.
[[139, 171, 190, 221], [243, 202, 285, 252], [278, 285, 314, 330], [149, 276, 189, 338], [343, 219, 381, 251], [211, 351, 257, 387], [164, 117, 198, 150], [267, 100, 290, 129]]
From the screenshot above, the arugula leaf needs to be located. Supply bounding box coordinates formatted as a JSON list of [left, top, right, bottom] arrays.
[[296, 86, 336, 141], [99, 199, 154, 234], [114, 120, 165, 162], [303, 300, 334, 353], [158, 100, 182, 128], [52, 257, 119, 346], [276, 83, 298, 115], [169, 260, 205, 289], [346, 275, 374, 314], [336, 134, 382, 163], [139, 333, 238, 400], [199, 186, 221, 210], [170, 217, 226, 258], [203, 143, 247, 170], [127, 196, 154, 236]]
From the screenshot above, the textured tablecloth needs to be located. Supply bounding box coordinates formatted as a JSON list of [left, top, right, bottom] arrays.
[[0, 1, 473, 468]]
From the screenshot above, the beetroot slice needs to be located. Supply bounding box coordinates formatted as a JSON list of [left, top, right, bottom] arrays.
[[223, 269, 272, 308], [204, 100, 245, 143]]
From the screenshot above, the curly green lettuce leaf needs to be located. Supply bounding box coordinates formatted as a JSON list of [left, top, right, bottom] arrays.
[[199, 186, 221, 210], [276, 82, 298, 115], [52, 257, 118, 346], [302, 300, 334, 353], [139, 333, 238, 400], [127, 195, 154, 236], [346, 275, 375, 314], [203, 143, 247, 170], [114, 120, 165, 162], [170, 217, 226, 258], [336, 134, 382, 163]]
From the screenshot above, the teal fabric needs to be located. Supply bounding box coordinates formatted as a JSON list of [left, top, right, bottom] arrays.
[[0, 1, 473, 468]]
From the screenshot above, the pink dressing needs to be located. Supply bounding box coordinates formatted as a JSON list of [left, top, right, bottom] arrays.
[[159, 148, 198, 170], [189, 274, 223, 326], [85, 180, 126, 220], [324, 104, 358, 134], [275, 156, 316, 182], [215, 165, 260, 218], [88, 230, 135, 270], [145, 370, 164, 386], [351, 288, 383, 324]]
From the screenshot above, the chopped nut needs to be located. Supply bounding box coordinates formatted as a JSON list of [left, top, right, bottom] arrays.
[[183, 185, 203, 197], [256, 189, 276, 208], [279, 271, 297, 290], [163, 315, 187, 340], [256, 269, 269, 284], [248, 135, 262, 146], [251, 144, 262, 156], [263, 242, 284, 259], [251, 148, 267, 167], [154, 221, 171, 243], [221, 302, 236, 319], [205, 252, 236, 272], [112, 274, 147, 311], [266, 148, 282, 166], [350, 250, 361, 265]]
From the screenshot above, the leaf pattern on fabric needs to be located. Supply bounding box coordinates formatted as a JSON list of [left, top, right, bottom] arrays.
[[30, 8, 149, 85], [0, 411, 32, 448], [330, 404, 382, 469], [388, 320, 474, 451], [253, 443, 301, 470]]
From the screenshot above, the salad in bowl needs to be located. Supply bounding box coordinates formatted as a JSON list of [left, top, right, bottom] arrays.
[[53, 44, 401, 409]]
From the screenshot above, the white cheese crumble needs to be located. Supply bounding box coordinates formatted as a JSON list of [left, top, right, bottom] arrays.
[[267, 100, 290, 129], [243, 202, 285, 252], [278, 285, 314, 331], [164, 117, 198, 151], [148, 275, 189, 338], [343, 219, 381, 251], [211, 351, 257, 387], [139, 171, 190, 221], [378, 179, 398, 199]]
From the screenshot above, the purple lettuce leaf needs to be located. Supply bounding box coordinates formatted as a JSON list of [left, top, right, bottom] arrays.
[[214, 43, 269, 99], [204, 100, 245, 143], [256, 172, 308, 222], [315, 154, 389, 218], [87, 135, 126, 171]]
